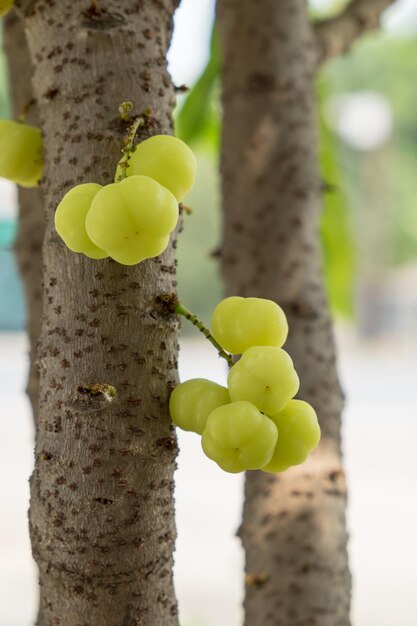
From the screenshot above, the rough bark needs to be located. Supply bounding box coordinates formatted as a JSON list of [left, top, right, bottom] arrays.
[[315, 0, 396, 64], [217, 1, 351, 625], [3, 11, 44, 426], [16, 1, 180, 625]]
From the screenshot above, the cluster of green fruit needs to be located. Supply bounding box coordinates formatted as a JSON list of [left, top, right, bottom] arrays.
[[0, 120, 43, 187], [170, 297, 321, 474], [55, 135, 196, 265]]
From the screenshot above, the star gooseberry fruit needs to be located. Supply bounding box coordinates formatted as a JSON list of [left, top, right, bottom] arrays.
[[125, 135, 197, 202], [85, 175, 178, 264], [211, 296, 288, 354], [201, 401, 278, 473], [261, 400, 321, 473], [0, 120, 43, 187], [54, 183, 108, 259], [0, 0, 14, 17], [227, 346, 299, 416], [55, 175, 178, 264], [169, 378, 230, 435]]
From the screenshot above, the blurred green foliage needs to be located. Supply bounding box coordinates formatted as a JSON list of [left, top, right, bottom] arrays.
[[3, 17, 417, 327], [317, 76, 356, 317], [176, 18, 417, 322], [176, 151, 223, 330], [176, 27, 220, 149], [324, 34, 417, 267], [319, 146, 356, 315], [175, 29, 222, 333], [175, 25, 358, 319]]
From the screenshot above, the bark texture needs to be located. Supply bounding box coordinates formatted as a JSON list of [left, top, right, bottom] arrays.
[[17, 2, 180, 625], [4, 11, 44, 425], [315, 0, 396, 63], [217, 1, 351, 625]]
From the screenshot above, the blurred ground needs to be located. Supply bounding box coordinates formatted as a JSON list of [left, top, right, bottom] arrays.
[[1, 332, 417, 626]]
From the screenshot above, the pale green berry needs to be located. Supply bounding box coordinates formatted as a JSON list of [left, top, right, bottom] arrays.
[[126, 135, 196, 202], [261, 400, 321, 473], [0, 120, 43, 188], [54, 183, 107, 259], [169, 378, 230, 435], [211, 296, 288, 354], [201, 401, 278, 473], [227, 346, 299, 416]]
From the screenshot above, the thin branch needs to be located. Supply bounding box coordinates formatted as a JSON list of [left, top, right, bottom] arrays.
[[175, 302, 234, 368], [158, 294, 234, 367], [314, 0, 397, 64]]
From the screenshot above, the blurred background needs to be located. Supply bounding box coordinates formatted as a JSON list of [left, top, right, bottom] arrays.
[[1, 0, 417, 624]]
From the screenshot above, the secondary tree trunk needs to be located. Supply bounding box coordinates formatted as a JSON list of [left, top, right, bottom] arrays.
[[4, 11, 44, 426], [17, 2, 180, 624], [217, 1, 351, 625]]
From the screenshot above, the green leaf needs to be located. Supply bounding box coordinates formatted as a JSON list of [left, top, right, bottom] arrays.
[[318, 77, 356, 318], [175, 26, 220, 147]]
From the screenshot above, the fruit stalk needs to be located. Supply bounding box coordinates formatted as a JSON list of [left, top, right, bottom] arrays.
[[114, 113, 145, 182], [167, 296, 234, 367]]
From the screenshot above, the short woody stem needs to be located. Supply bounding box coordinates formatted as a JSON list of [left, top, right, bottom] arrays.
[[18, 97, 36, 123], [176, 302, 234, 367], [114, 111, 144, 182], [159, 294, 234, 367]]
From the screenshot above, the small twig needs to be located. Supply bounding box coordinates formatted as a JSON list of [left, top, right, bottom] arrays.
[[114, 105, 153, 182], [114, 115, 144, 182], [314, 0, 396, 64], [174, 84, 190, 94], [210, 246, 222, 259], [158, 294, 234, 368], [179, 203, 193, 215], [321, 180, 338, 194], [18, 97, 36, 123], [245, 572, 269, 587]]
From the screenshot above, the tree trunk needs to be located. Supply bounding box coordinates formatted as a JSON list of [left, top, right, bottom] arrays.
[[3, 11, 44, 426], [217, 1, 351, 625], [17, 2, 180, 624]]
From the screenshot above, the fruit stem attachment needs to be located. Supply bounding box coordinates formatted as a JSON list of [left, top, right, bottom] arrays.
[[159, 294, 234, 368], [114, 113, 144, 183], [18, 98, 36, 123]]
